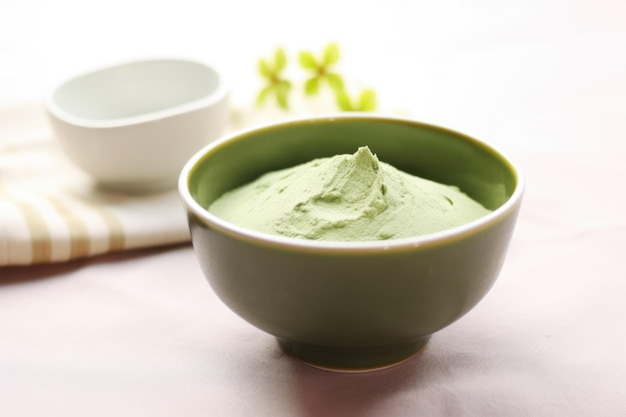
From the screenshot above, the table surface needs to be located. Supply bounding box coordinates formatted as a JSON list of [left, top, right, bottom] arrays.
[[2, 1, 626, 416]]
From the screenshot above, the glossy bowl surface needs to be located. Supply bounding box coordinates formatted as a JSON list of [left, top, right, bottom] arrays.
[[47, 58, 229, 191], [179, 115, 524, 371]]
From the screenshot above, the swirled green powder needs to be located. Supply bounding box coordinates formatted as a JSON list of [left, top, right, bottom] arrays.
[[209, 146, 491, 241]]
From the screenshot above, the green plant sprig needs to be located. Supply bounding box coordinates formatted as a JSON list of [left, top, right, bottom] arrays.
[[256, 47, 292, 110], [298, 43, 344, 96], [255, 43, 377, 112]]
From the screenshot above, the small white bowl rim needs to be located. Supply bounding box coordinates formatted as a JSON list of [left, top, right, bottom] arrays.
[[45, 56, 230, 129], [179, 114, 525, 254]]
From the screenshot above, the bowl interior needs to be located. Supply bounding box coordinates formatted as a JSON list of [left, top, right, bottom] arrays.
[[51, 59, 222, 121], [188, 117, 518, 216]]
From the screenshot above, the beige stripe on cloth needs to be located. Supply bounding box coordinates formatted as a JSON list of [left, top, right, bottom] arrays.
[[0, 104, 190, 266], [4, 197, 53, 264]]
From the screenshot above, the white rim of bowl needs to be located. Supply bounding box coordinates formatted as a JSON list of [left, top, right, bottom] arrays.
[[45, 56, 230, 129], [178, 114, 525, 254]]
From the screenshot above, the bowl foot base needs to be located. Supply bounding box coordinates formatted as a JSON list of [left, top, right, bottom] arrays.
[[277, 336, 430, 372]]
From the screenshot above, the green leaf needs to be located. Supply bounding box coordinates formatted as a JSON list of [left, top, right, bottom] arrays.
[[256, 85, 273, 106], [299, 51, 317, 69], [325, 73, 344, 92], [275, 80, 291, 110], [359, 89, 377, 111], [258, 59, 271, 78], [276, 89, 289, 109], [277, 79, 292, 91], [304, 77, 320, 96], [335, 89, 353, 111], [323, 43, 340, 66], [274, 47, 287, 72]]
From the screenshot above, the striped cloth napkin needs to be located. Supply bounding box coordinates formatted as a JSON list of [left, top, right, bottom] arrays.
[[0, 103, 192, 266]]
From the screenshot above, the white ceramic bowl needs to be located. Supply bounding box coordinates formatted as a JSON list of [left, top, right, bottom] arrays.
[[46, 58, 229, 191]]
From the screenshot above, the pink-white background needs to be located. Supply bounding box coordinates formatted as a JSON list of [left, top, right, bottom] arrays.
[[1, 1, 625, 416]]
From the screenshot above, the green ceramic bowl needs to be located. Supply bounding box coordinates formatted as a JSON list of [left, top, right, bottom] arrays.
[[179, 115, 524, 371]]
